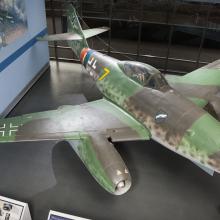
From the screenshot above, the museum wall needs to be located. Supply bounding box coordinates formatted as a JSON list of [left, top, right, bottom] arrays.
[[0, 0, 49, 116]]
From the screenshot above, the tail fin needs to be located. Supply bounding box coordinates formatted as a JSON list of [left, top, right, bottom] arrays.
[[38, 5, 109, 58], [66, 5, 88, 58]]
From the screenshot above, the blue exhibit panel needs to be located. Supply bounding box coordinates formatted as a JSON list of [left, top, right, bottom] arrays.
[[0, 0, 49, 115]]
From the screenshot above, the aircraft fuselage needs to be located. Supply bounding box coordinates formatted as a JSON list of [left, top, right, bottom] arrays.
[[80, 48, 220, 173]]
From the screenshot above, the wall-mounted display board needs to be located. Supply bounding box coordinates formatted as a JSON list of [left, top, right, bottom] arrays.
[[0, 0, 28, 49]]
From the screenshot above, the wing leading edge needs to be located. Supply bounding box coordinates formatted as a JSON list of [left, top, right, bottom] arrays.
[[165, 59, 220, 109], [0, 99, 150, 195], [0, 99, 150, 143]]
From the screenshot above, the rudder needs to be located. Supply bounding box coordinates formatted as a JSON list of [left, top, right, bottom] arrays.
[[37, 4, 109, 59], [66, 5, 88, 58]]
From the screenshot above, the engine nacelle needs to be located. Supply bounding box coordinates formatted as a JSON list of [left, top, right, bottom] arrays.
[[68, 132, 131, 195]]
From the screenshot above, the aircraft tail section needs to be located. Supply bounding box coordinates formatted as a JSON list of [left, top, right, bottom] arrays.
[[38, 5, 109, 58], [66, 5, 88, 58]]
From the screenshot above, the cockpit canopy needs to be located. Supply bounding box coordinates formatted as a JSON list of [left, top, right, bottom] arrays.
[[120, 61, 169, 90]]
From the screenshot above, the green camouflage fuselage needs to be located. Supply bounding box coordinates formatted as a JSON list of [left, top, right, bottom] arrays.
[[81, 48, 220, 173], [1, 4, 220, 195]]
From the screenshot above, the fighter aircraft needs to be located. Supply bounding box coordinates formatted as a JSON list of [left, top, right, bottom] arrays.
[[1, 5, 220, 195]]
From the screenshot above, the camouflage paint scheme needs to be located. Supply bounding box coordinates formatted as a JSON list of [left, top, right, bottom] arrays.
[[0, 100, 148, 195], [1, 5, 220, 195], [165, 60, 220, 118], [82, 47, 220, 174]]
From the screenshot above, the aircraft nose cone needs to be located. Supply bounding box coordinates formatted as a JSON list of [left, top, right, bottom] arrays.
[[179, 113, 220, 173]]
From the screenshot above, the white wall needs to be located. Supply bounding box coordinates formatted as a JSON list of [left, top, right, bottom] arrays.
[[0, 0, 49, 115]]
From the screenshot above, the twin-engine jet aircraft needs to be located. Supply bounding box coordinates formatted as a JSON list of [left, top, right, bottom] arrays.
[[1, 5, 220, 195]]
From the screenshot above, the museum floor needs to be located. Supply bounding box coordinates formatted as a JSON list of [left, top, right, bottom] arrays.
[[0, 61, 220, 220]]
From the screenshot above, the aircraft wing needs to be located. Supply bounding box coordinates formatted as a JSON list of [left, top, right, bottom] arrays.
[[0, 99, 150, 143], [37, 33, 83, 41], [165, 59, 220, 108], [0, 99, 150, 195], [37, 28, 109, 42]]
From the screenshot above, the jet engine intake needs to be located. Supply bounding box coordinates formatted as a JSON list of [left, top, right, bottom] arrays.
[[67, 132, 131, 195]]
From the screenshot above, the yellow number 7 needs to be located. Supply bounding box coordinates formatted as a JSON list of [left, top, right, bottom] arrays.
[[99, 68, 110, 81]]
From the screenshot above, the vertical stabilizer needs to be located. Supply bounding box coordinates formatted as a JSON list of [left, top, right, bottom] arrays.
[[37, 4, 109, 58], [66, 5, 88, 58]]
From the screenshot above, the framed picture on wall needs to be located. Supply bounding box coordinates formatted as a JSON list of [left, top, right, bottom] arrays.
[[0, 0, 28, 48]]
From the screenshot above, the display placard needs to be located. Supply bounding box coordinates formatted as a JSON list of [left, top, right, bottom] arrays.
[[0, 196, 31, 220], [0, 199, 23, 220], [48, 211, 91, 220]]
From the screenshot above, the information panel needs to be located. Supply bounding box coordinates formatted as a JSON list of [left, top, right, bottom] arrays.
[[48, 211, 91, 220], [0, 196, 31, 220]]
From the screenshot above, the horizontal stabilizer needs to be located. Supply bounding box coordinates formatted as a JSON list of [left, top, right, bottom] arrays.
[[192, 161, 215, 176], [83, 27, 110, 39], [37, 33, 82, 41], [37, 27, 109, 42]]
